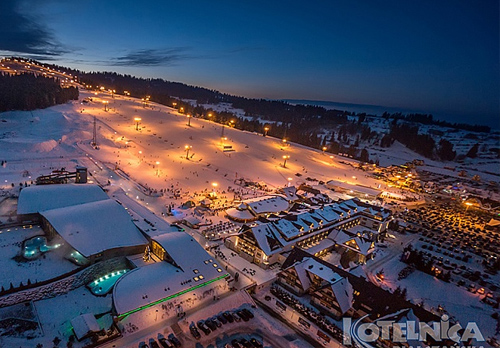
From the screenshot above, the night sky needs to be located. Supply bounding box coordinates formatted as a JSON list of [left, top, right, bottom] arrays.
[[1, 1, 498, 126]]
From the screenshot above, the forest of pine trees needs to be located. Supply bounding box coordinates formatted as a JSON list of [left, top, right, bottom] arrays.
[[0, 73, 78, 112]]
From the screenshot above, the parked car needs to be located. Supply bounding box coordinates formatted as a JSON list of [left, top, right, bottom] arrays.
[[231, 339, 243, 348], [168, 333, 181, 348], [231, 311, 241, 322], [189, 325, 201, 340], [211, 316, 222, 327], [223, 311, 234, 323], [241, 308, 254, 319], [217, 314, 227, 324], [149, 339, 161, 348], [196, 320, 211, 335], [158, 337, 173, 348], [250, 338, 263, 348], [205, 318, 218, 331], [236, 310, 250, 322], [239, 338, 253, 348]]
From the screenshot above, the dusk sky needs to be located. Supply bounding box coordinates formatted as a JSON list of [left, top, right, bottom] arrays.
[[1, 0, 499, 126]]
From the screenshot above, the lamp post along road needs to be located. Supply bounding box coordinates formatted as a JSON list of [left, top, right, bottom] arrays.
[[134, 117, 141, 131]]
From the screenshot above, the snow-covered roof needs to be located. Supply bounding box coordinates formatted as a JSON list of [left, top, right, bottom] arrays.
[[113, 241, 228, 316], [152, 232, 222, 274], [326, 180, 381, 197], [314, 205, 342, 222], [40, 199, 147, 257], [272, 218, 301, 239], [281, 186, 299, 202], [244, 195, 290, 214], [330, 278, 354, 314], [301, 258, 343, 284], [70, 313, 100, 340], [304, 239, 335, 255], [17, 184, 109, 215], [225, 207, 255, 221], [183, 216, 201, 225], [246, 224, 283, 255]]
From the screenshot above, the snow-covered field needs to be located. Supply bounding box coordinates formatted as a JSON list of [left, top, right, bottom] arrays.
[[0, 89, 498, 347]]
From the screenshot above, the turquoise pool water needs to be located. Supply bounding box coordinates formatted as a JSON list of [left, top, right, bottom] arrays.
[[23, 236, 60, 259], [87, 269, 129, 296]]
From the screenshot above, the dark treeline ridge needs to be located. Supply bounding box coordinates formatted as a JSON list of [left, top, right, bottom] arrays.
[[0, 73, 78, 112], [33, 60, 488, 162], [72, 71, 355, 153], [382, 111, 490, 133]]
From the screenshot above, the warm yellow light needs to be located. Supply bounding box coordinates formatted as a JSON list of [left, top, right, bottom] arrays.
[[212, 182, 218, 188], [134, 117, 141, 122], [156, 161, 160, 165]]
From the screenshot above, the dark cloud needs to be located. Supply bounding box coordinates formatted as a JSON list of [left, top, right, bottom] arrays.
[[0, 1, 68, 56], [110, 48, 194, 67]]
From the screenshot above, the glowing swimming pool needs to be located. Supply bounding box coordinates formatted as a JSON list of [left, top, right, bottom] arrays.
[[87, 269, 129, 296], [23, 236, 60, 259]]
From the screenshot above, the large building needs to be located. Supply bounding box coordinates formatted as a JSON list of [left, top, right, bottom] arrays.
[[112, 232, 229, 320], [17, 184, 148, 264], [275, 249, 442, 347], [225, 198, 392, 268], [17, 184, 109, 222]]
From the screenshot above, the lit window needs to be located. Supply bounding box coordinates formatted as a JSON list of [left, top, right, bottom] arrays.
[[193, 269, 199, 274], [199, 275, 204, 280], [213, 263, 218, 267], [204, 260, 209, 264], [217, 268, 223, 273], [194, 277, 199, 281]]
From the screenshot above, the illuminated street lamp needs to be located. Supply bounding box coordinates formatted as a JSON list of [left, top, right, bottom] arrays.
[[465, 202, 472, 211], [264, 126, 269, 137], [187, 114, 191, 126], [103, 100, 109, 111], [179, 107, 184, 114], [185, 145, 192, 159], [322, 146, 327, 154], [287, 177, 293, 187], [134, 117, 141, 131], [155, 161, 160, 176], [282, 155, 290, 168]]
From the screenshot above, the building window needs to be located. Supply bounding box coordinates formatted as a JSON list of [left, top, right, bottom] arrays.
[[193, 269, 199, 274]]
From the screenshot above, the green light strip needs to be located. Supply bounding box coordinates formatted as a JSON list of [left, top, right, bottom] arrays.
[[117, 273, 229, 320]]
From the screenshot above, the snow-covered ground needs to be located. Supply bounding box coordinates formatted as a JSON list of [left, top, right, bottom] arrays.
[[0, 89, 498, 347]]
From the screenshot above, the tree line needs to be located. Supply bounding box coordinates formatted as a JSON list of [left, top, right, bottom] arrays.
[[0, 73, 78, 112], [382, 111, 490, 133]]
